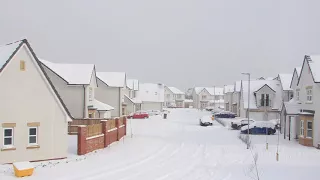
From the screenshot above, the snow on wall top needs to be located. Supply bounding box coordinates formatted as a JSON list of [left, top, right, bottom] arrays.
[[136, 83, 164, 102], [127, 79, 139, 90], [284, 98, 301, 115], [224, 85, 234, 93], [241, 80, 282, 110], [308, 55, 320, 82], [184, 99, 193, 103], [40, 59, 94, 85], [0, 40, 22, 70], [167, 87, 185, 94], [278, 74, 293, 91], [97, 72, 126, 88]]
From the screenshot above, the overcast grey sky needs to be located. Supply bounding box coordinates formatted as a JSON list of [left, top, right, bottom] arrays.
[[1, 0, 320, 91]]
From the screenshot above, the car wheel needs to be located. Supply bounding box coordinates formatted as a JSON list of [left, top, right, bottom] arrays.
[[248, 130, 252, 134]]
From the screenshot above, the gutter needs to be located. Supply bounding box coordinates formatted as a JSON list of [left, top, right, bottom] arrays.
[[83, 85, 86, 118]]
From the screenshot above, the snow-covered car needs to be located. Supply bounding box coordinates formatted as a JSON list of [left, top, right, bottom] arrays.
[[199, 117, 213, 127], [269, 119, 280, 129], [146, 110, 161, 116], [241, 121, 276, 135], [231, 118, 255, 130], [215, 111, 236, 118]]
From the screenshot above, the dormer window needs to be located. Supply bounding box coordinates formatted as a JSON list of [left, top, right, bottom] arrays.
[[260, 94, 270, 107]]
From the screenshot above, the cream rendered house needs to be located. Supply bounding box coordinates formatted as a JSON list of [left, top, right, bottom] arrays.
[[95, 72, 126, 117], [137, 83, 164, 111], [192, 87, 224, 109], [0, 39, 72, 164], [164, 86, 185, 108], [40, 60, 114, 119]]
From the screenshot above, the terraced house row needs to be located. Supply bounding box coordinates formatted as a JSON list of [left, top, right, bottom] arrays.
[[0, 39, 180, 164]]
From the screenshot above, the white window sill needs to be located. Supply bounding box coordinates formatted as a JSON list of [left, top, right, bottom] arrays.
[[306, 101, 313, 104], [306, 137, 313, 139]]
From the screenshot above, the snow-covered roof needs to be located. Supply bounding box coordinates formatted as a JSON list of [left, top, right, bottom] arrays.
[[242, 80, 282, 110], [295, 67, 302, 77], [136, 83, 164, 102], [167, 87, 185, 94], [224, 85, 234, 93], [89, 99, 114, 111], [307, 55, 320, 82], [278, 74, 293, 91], [266, 77, 275, 80], [284, 98, 301, 115], [235, 81, 241, 92], [40, 59, 95, 85], [0, 40, 22, 70], [127, 79, 139, 90], [97, 72, 126, 88], [194, 87, 205, 94], [124, 94, 142, 104], [205, 87, 224, 96]]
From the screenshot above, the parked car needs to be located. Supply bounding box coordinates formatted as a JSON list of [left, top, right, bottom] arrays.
[[128, 111, 149, 119], [215, 111, 236, 118], [231, 118, 255, 130], [147, 110, 161, 116], [205, 106, 214, 111], [199, 117, 213, 127], [241, 121, 276, 135]]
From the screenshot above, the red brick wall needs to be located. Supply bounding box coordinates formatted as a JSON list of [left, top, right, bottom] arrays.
[[77, 118, 127, 155], [299, 137, 313, 147], [86, 135, 104, 153]]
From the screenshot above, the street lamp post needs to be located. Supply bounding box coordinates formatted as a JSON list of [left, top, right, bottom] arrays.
[[242, 73, 251, 149]]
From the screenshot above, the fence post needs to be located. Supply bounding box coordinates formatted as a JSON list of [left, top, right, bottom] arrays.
[[78, 125, 87, 155], [101, 120, 109, 147], [115, 118, 120, 141], [123, 116, 127, 135]]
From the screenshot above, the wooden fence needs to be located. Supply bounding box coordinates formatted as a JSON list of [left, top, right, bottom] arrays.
[[87, 124, 103, 137], [68, 119, 108, 134], [108, 119, 116, 129]]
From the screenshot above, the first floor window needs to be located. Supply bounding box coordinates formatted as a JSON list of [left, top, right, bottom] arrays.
[[29, 127, 38, 145], [202, 95, 207, 100], [3, 128, 13, 146], [306, 88, 313, 102], [307, 121, 313, 138], [300, 120, 304, 137], [296, 89, 300, 101]]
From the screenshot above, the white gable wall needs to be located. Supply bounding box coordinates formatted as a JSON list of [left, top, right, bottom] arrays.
[[0, 45, 68, 163], [164, 86, 175, 107], [95, 79, 121, 117], [42, 64, 84, 118]]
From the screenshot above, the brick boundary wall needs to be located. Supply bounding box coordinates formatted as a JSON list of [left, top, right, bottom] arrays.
[[77, 117, 127, 155]]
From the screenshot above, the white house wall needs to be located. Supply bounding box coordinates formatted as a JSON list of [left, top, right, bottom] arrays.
[[0, 45, 68, 163], [95, 79, 121, 117], [141, 102, 163, 111], [41, 63, 85, 119]]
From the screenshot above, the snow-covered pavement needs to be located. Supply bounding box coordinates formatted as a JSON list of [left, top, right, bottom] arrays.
[[1, 109, 320, 180]]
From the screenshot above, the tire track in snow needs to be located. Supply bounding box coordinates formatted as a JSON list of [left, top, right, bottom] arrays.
[[116, 142, 186, 180], [57, 144, 170, 180]]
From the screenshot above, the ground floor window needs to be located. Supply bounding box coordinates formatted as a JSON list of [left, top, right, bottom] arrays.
[[28, 127, 38, 145], [3, 128, 14, 147], [300, 120, 304, 137], [307, 121, 313, 138]]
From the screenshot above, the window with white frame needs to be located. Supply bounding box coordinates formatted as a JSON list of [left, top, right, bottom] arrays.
[[307, 121, 313, 138], [3, 128, 14, 147], [28, 127, 38, 145], [177, 94, 181, 99], [202, 95, 207, 100], [166, 94, 170, 98], [296, 89, 300, 101], [306, 87, 313, 102], [300, 120, 304, 137]]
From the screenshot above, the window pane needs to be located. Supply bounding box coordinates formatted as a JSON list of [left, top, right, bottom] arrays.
[[29, 128, 36, 135], [29, 136, 37, 144], [4, 137, 12, 145], [4, 129, 12, 137], [308, 122, 312, 129], [307, 130, 313, 138]]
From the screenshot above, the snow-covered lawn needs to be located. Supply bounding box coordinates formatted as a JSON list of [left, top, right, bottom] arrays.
[[1, 108, 320, 180]]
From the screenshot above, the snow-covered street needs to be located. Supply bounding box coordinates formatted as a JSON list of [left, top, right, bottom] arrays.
[[2, 109, 320, 180]]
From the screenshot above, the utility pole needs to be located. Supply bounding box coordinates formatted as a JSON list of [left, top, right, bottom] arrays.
[[242, 73, 251, 149]]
